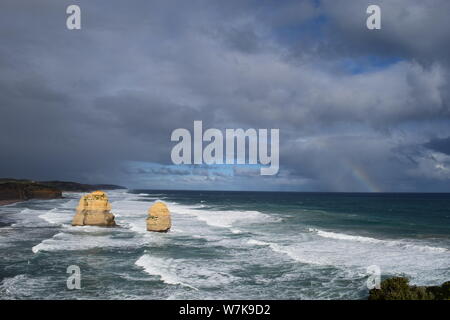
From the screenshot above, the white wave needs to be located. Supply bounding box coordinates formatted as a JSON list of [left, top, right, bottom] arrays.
[[135, 253, 238, 290], [135, 255, 198, 290], [397, 242, 448, 253], [0, 201, 20, 207], [18, 208, 35, 214], [0, 274, 33, 298], [309, 228, 383, 244], [0, 274, 64, 300], [168, 202, 278, 229], [247, 239, 330, 265], [60, 198, 79, 208], [32, 230, 144, 253], [38, 208, 72, 225], [10, 208, 52, 228], [309, 228, 448, 253], [61, 224, 123, 232], [111, 199, 151, 234], [32, 232, 67, 253], [247, 239, 268, 246], [246, 232, 450, 286]]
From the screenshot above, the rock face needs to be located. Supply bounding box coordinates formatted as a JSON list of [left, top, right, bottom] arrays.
[[72, 191, 117, 227], [0, 181, 62, 203], [40, 180, 126, 192], [146, 202, 171, 232]]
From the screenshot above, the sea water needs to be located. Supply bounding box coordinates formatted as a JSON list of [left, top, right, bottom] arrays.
[[0, 190, 449, 299]]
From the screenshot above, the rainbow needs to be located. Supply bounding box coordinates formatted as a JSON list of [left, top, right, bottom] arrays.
[[348, 164, 382, 193]]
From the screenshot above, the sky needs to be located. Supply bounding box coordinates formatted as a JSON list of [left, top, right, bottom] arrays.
[[1, 0, 450, 192]]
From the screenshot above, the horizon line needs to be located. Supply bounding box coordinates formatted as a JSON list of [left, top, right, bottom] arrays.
[[126, 188, 450, 194]]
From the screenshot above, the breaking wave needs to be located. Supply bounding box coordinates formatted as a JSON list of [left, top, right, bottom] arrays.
[[309, 228, 448, 253]]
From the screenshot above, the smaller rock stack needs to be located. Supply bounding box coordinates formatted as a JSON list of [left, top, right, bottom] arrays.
[[72, 191, 117, 227], [146, 202, 171, 232]]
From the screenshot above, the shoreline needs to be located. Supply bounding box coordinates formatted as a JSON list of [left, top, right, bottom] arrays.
[[0, 190, 126, 207], [0, 199, 23, 206]]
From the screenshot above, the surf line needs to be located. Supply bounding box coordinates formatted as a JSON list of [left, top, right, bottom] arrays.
[[171, 121, 279, 175]]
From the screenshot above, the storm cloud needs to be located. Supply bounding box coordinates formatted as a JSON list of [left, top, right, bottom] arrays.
[[0, 0, 449, 191]]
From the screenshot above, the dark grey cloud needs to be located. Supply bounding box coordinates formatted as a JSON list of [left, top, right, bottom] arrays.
[[321, 0, 450, 63], [1, 0, 450, 191], [425, 137, 450, 156]]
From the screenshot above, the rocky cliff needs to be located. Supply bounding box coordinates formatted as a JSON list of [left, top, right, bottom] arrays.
[[146, 202, 171, 232], [72, 191, 117, 227], [0, 181, 62, 203], [0, 178, 125, 205], [39, 181, 125, 192]]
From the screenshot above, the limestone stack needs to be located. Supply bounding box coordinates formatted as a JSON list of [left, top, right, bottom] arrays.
[[146, 202, 171, 232], [72, 191, 117, 227]]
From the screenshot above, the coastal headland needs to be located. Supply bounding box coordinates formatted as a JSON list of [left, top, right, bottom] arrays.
[[0, 178, 125, 206]]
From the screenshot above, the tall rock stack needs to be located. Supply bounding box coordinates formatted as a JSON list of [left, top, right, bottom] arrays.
[[147, 202, 171, 232], [72, 191, 117, 227]]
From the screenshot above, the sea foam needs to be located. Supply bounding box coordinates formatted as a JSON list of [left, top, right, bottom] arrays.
[[135, 255, 198, 290], [168, 202, 278, 229], [309, 228, 448, 253], [38, 208, 72, 225]]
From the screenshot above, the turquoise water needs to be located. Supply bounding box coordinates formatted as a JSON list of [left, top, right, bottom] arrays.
[[0, 190, 449, 299]]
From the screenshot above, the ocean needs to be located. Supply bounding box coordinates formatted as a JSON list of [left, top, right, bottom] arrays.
[[0, 190, 449, 299]]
